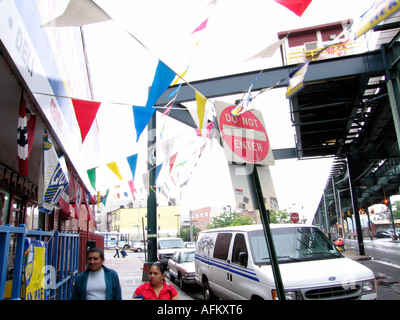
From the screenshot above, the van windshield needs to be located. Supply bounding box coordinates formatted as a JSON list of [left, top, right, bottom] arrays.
[[249, 227, 342, 265], [158, 239, 184, 249]]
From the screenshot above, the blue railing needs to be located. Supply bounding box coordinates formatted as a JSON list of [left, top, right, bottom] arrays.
[[0, 224, 26, 300], [0, 224, 79, 300]]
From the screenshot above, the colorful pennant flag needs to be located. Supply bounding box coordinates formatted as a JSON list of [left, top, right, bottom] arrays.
[[106, 162, 123, 180], [169, 152, 178, 173], [127, 154, 138, 179], [87, 168, 96, 190], [128, 180, 136, 199], [41, 0, 111, 27], [274, 0, 312, 17], [155, 163, 163, 182], [102, 188, 110, 206], [132, 60, 176, 142], [195, 91, 207, 135], [192, 18, 209, 34], [244, 38, 285, 62], [71, 99, 101, 143]]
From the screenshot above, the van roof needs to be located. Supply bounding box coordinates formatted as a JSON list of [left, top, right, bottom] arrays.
[[199, 223, 315, 233]]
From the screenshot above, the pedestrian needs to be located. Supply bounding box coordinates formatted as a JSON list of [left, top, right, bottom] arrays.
[[70, 247, 122, 300], [132, 263, 179, 300], [114, 242, 120, 258]]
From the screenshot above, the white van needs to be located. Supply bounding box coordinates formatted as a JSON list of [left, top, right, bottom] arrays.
[[195, 224, 377, 300], [157, 237, 185, 268]]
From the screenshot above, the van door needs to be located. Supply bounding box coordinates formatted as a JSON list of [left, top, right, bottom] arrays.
[[211, 233, 233, 299], [228, 233, 252, 299]]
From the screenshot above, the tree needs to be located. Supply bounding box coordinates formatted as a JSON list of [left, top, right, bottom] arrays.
[[229, 214, 254, 226], [269, 209, 291, 224], [391, 201, 400, 220], [208, 210, 239, 229], [179, 225, 201, 241]]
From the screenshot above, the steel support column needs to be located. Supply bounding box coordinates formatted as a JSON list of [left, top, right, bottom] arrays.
[[347, 158, 365, 256]]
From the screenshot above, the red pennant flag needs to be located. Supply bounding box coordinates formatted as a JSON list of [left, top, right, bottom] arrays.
[[71, 99, 101, 142], [274, 0, 312, 17], [169, 152, 178, 173]]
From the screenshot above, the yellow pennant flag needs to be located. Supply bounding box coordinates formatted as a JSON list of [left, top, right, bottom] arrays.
[[171, 70, 187, 86], [196, 91, 207, 135], [107, 162, 123, 180]]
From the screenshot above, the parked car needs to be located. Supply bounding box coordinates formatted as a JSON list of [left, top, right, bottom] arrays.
[[195, 224, 377, 300], [168, 249, 196, 289], [184, 242, 196, 248], [375, 231, 392, 238], [130, 241, 146, 252], [157, 237, 185, 268]]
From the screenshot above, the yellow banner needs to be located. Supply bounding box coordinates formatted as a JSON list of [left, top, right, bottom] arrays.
[[25, 239, 46, 300], [354, 0, 400, 39]]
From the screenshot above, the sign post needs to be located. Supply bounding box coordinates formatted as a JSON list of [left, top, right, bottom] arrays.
[[215, 100, 285, 300]]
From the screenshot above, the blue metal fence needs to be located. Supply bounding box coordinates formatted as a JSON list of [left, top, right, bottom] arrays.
[[0, 224, 79, 300], [0, 224, 26, 300]]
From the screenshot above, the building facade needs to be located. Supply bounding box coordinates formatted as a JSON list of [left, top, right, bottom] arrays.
[[106, 205, 181, 239], [278, 20, 366, 65]]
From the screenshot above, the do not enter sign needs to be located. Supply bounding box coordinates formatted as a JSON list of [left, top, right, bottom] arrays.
[[290, 212, 299, 223], [215, 101, 274, 165]]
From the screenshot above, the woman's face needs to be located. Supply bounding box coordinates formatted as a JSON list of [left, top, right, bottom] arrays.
[[148, 265, 164, 286]]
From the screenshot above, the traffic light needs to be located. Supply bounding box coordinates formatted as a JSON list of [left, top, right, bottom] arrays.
[[384, 198, 389, 205]]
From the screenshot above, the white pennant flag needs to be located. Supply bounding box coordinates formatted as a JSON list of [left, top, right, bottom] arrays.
[[244, 38, 285, 62], [42, 0, 111, 27]]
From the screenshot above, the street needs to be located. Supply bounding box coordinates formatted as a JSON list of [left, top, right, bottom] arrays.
[[345, 238, 400, 300], [166, 238, 400, 300]]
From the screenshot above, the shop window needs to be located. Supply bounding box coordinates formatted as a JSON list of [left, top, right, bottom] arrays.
[[10, 196, 25, 227], [0, 189, 10, 225], [25, 203, 39, 230]]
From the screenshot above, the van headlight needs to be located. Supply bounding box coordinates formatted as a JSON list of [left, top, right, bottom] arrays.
[[272, 290, 299, 300], [362, 279, 376, 293]]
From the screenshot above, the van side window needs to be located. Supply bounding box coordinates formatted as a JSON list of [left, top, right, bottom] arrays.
[[213, 233, 232, 260], [232, 233, 248, 264]]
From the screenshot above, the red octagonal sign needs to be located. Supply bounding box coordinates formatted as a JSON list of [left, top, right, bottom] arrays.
[[290, 212, 299, 223], [218, 104, 270, 164]]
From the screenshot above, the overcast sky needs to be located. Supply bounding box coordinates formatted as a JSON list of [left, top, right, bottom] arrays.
[[82, 0, 377, 222]]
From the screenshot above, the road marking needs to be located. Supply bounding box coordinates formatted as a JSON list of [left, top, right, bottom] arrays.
[[371, 259, 400, 270]]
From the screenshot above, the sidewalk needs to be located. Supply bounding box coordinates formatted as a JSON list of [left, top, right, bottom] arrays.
[[342, 249, 372, 261], [103, 250, 193, 300]]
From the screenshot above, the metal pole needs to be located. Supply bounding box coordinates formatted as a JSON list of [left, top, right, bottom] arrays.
[[250, 165, 285, 300], [347, 157, 365, 256], [387, 198, 399, 241], [382, 44, 400, 152], [147, 113, 157, 263]]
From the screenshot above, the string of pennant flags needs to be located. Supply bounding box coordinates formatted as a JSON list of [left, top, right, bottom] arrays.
[[36, 0, 400, 207]]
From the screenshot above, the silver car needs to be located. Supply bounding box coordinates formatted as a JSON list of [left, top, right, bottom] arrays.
[[168, 249, 196, 290]]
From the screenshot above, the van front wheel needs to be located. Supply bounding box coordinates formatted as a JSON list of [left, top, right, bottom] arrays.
[[203, 281, 217, 300]]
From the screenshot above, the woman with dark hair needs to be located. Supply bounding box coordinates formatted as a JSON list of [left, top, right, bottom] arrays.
[[132, 263, 179, 300]]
